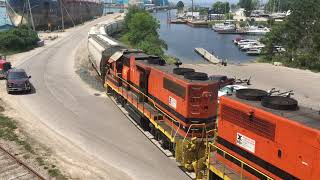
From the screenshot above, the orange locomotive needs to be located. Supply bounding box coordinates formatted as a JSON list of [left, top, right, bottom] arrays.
[[216, 89, 320, 180], [106, 50, 219, 138]]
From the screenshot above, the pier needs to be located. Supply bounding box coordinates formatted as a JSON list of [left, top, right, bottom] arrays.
[[194, 48, 221, 64]]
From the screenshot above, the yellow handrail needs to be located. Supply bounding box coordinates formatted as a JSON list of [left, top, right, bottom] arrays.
[[113, 75, 181, 141], [207, 142, 274, 180]]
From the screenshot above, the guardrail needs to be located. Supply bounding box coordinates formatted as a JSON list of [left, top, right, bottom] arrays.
[[207, 142, 274, 180]]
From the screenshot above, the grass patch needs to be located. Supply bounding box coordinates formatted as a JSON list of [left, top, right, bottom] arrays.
[[0, 106, 66, 179], [0, 106, 34, 154], [36, 156, 45, 166], [0, 115, 19, 141], [23, 154, 30, 159], [48, 168, 67, 179], [48, 168, 61, 177]]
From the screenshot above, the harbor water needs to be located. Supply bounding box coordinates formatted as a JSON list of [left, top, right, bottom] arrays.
[[0, 7, 11, 26], [152, 10, 259, 64]]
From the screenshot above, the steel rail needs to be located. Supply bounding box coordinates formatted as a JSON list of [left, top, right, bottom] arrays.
[[0, 145, 46, 180]]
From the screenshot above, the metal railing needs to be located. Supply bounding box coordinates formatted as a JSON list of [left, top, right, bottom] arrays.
[[207, 142, 274, 180], [109, 75, 181, 142]]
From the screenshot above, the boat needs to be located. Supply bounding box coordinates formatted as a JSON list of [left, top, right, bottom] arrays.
[[240, 43, 265, 51], [237, 39, 259, 46], [212, 21, 236, 32], [246, 48, 262, 55], [233, 37, 244, 44], [6, 0, 104, 30], [246, 26, 270, 35]]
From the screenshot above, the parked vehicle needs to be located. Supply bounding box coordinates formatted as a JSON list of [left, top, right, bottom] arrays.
[[274, 45, 286, 53], [218, 84, 248, 98], [6, 69, 32, 94], [0, 56, 11, 79], [209, 75, 235, 88], [246, 48, 262, 55]]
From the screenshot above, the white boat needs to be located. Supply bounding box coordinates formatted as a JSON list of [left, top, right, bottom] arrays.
[[212, 21, 236, 32], [246, 26, 270, 35], [237, 39, 259, 46], [233, 37, 244, 44], [274, 46, 286, 53], [246, 48, 262, 55], [240, 43, 265, 51]]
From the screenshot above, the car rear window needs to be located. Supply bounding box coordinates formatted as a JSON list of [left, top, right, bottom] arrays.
[[8, 72, 27, 79]]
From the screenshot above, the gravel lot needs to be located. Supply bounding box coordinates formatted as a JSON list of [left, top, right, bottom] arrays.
[[184, 63, 320, 109]]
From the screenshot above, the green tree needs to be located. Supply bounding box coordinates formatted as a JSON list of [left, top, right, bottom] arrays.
[[238, 0, 257, 17], [123, 6, 144, 33], [121, 8, 167, 56], [198, 7, 209, 15], [176, 1, 184, 13], [262, 0, 320, 70], [0, 25, 39, 53], [230, 3, 238, 10], [265, 0, 290, 13], [212, 1, 230, 14]]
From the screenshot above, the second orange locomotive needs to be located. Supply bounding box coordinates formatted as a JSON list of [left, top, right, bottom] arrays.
[[106, 49, 219, 138]]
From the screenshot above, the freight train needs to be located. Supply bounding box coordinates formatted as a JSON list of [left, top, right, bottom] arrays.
[[6, 0, 103, 29], [88, 18, 320, 180]]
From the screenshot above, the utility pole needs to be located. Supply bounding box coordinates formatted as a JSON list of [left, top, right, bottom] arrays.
[[27, 0, 35, 30], [60, 0, 64, 31], [191, 0, 193, 20]]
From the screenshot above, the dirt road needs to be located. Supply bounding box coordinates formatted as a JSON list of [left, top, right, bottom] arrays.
[[0, 14, 188, 180]]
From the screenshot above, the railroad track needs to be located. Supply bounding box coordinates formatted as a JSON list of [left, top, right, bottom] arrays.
[[0, 146, 45, 180]]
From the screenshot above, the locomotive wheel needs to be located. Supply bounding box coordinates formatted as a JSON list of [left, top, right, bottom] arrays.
[[149, 123, 156, 136], [120, 96, 126, 107], [173, 68, 195, 75], [159, 133, 170, 150], [106, 84, 112, 94], [261, 96, 298, 110], [184, 72, 209, 81], [236, 89, 268, 101]]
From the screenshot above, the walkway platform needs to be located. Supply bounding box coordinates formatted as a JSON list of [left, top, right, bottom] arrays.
[[194, 48, 221, 64]]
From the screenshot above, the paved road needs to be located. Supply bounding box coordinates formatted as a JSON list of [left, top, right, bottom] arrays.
[[13, 14, 188, 180]]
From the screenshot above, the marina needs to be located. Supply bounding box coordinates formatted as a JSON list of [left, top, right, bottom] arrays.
[[153, 10, 258, 64]]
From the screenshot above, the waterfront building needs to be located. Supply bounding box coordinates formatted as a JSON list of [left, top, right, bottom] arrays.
[[152, 0, 168, 6]]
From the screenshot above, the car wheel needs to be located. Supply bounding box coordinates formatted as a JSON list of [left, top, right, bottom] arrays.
[[7, 89, 11, 94]]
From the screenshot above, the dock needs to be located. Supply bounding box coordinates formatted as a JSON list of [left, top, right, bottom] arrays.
[[217, 30, 248, 35], [187, 20, 209, 27], [169, 19, 187, 24], [194, 48, 221, 64]]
